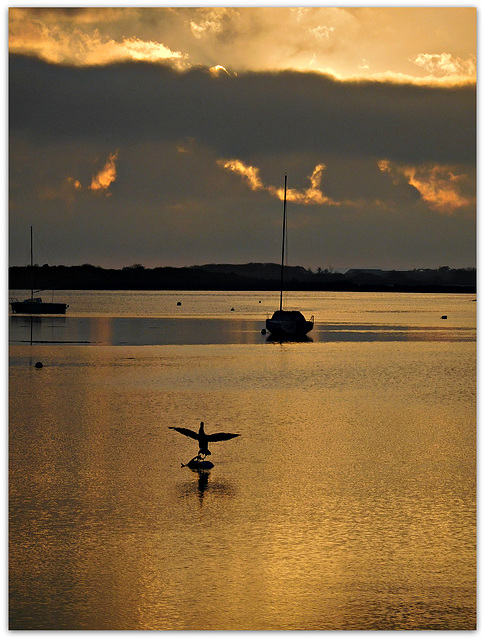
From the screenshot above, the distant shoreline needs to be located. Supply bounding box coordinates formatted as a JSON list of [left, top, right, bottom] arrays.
[[9, 263, 476, 295]]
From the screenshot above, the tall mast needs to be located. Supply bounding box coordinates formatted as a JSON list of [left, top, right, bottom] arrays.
[[279, 174, 287, 312], [30, 225, 34, 299]]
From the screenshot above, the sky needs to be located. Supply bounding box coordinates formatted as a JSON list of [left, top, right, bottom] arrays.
[[8, 4, 476, 271]]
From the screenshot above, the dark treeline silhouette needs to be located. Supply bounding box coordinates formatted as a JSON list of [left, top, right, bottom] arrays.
[[9, 262, 476, 293]]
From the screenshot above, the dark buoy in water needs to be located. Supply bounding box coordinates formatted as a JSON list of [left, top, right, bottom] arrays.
[[231, 307, 235, 311], [34, 361, 43, 368], [261, 328, 267, 335], [177, 301, 181, 306], [441, 315, 448, 319]]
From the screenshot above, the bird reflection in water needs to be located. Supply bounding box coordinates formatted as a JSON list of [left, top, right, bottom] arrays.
[[179, 462, 234, 507], [195, 469, 210, 501], [180, 467, 232, 507]]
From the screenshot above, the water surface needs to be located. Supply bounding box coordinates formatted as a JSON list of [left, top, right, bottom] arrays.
[[9, 289, 476, 345], [9, 291, 476, 630]]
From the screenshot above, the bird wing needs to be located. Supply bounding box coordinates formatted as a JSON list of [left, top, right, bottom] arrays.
[[206, 432, 240, 442], [169, 427, 199, 440]]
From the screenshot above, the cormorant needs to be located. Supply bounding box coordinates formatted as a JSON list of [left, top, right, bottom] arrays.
[[169, 421, 239, 458]]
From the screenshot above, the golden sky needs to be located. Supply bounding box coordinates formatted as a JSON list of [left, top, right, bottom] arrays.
[[9, 6, 476, 84]]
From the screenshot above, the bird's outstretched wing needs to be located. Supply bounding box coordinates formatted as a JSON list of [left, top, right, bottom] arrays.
[[207, 432, 240, 442], [169, 427, 199, 440]]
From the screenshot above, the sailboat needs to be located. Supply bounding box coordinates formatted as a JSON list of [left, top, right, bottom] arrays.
[[265, 174, 314, 338], [10, 227, 69, 314]]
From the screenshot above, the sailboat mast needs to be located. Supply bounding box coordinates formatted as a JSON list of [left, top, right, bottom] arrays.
[[30, 225, 34, 299], [279, 174, 287, 312]]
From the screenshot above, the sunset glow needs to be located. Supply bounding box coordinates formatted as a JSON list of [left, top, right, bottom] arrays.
[[8, 7, 476, 85], [8, 8, 477, 634], [218, 160, 344, 206], [217, 159, 264, 192], [89, 152, 119, 194], [9, 24, 187, 67], [378, 160, 475, 215], [9, 6, 476, 270]]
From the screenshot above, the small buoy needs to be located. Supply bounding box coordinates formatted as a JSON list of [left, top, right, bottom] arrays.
[[441, 315, 447, 319], [34, 361, 43, 368], [259, 300, 261, 303], [177, 301, 181, 306], [261, 328, 267, 335], [231, 307, 235, 311]]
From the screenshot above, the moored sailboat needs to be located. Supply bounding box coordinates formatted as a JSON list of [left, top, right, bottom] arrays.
[[266, 175, 314, 337], [10, 227, 69, 314]]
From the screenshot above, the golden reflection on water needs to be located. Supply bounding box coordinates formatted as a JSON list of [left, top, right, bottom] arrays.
[[88, 316, 113, 345], [9, 340, 475, 630]]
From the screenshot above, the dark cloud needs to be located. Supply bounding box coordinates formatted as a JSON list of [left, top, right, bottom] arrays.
[[10, 54, 475, 165], [9, 54, 476, 270]]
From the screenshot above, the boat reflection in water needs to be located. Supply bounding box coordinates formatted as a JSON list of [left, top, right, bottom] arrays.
[[265, 332, 314, 344], [265, 325, 314, 343]]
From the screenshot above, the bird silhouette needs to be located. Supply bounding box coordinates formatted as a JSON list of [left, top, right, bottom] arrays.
[[169, 421, 239, 458]]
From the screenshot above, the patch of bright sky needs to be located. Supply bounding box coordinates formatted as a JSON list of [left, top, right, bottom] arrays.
[[7, 2, 476, 86]]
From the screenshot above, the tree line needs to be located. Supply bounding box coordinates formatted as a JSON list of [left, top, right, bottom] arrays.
[[9, 262, 476, 293]]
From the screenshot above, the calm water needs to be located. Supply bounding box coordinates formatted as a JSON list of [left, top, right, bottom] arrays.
[[9, 291, 476, 630]]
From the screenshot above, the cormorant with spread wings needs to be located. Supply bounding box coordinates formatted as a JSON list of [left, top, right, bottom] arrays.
[[169, 421, 239, 458]]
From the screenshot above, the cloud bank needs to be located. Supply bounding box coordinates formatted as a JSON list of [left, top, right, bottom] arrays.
[[10, 55, 475, 167], [8, 52, 476, 270]]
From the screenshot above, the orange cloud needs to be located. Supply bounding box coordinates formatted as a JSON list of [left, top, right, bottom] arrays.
[[190, 8, 234, 39], [9, 14, 187, 67], [378, 159, 475, 214], [89, 152, 118, 193], [411, 53, 476, 79], [287, 164, 339, 205], [217, 159, 264, 191], [217, 159, 343, 206], [209, 65, 232, 77], [39, 175, 82, 205], [68, 176, 82, 190], [39, 153, 118, 204]]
